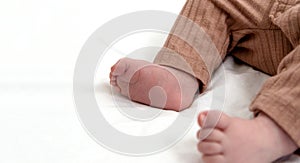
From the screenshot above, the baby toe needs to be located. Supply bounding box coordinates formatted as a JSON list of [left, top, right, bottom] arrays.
[[111, 58, 127, 76], [198, 141, 223, 155], [202, 154, 225, 163], [198, 110, 231, 130], [198, 128, 225, 142]]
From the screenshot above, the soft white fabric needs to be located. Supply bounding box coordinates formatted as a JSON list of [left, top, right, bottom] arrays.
[[1, 53, 299, 162]]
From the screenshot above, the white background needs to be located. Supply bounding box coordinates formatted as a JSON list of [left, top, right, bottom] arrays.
[[0, 0, 191, 162]]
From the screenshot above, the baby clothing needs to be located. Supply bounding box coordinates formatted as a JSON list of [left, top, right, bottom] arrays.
[[154, 0, 300, 149]]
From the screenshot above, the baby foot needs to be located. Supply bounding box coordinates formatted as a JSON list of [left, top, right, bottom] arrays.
[[109, 58, 199, 111], [197, 111, 297, 163]]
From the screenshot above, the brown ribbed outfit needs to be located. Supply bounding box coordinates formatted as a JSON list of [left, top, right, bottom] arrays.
[[154, 0, 300, 149]]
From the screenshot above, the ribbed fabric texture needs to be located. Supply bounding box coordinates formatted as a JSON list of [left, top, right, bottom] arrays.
[[250, 0, 300, 150], [154, 0, 300, 149], [154, 0, 231, 90]]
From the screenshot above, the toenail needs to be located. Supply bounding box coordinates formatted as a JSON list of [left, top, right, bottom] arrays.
[[200, 114, 206, 126]]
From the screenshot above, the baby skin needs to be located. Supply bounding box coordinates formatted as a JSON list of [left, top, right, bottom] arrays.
[[109, 58, 298, 162], [110, 58, 199, 111]]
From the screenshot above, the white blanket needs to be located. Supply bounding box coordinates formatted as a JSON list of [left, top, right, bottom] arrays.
[[1, 56, 299, 162]]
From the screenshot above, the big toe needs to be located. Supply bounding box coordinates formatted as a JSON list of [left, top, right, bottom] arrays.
[[110, 58, 127, 77], [198, 110, 231, 130]]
